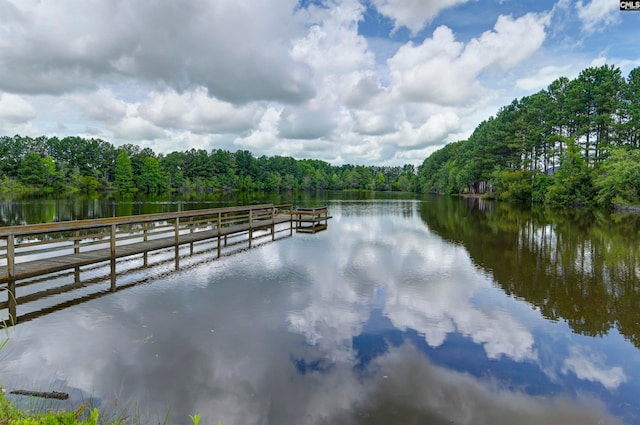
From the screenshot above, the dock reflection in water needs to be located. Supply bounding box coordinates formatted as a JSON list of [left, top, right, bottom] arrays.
[[0, 204, 324, 325], [1, 198, 638, 425]]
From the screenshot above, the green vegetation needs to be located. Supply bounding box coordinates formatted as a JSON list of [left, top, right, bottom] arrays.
[[417, 64, 640, 209], [0, 389, 215, 425], [0, 136, 417, 196], [3, 63, 640, 211], [0, 394, 102, 425]]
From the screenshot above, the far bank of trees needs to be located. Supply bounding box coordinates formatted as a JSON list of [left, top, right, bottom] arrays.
[[418, 64, 640, 209], [0, 135, 418, 195], [4, 63, 640, 210]]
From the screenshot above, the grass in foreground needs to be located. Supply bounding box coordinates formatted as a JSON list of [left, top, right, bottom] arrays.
[[0, 391, 102, 425], [0, 390, 218, 425]]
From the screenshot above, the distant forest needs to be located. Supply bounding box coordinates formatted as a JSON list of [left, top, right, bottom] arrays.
[[3, 64, 640, 209], [0, 135, 417, 195], [417, 64, 640, 209]]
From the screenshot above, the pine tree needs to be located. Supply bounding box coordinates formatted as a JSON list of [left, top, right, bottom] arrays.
[[114, 149, 134, 192]]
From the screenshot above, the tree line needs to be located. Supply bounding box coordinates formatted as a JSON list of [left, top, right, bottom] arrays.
[[0, 135, 418, 195], [417, 64, 640, 209], [4, 63, 640, 207]]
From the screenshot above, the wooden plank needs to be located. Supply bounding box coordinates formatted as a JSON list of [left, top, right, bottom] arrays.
[[0, 204, 275, 237], [0, 215, 291, 283], [0, 204, 291, 324], [296, 225, 328, 233], [290, 216, 333, 222], [0, 204, 312, 324], [289, 207, 331, 234]]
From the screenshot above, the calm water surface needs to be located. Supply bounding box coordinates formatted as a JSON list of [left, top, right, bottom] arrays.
[[1, 194, 639, 424]]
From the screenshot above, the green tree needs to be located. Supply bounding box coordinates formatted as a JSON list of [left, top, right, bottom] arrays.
[[114, 149, 135, 192], [78, 175, 100, 193], [569, 65, 624, 165], [355, 165, 374, 190], [491, 169, 532, 202], [375, 172, 387, 191], [594, 147, 640, 208], [17, 152, 48, 185], [160, 151, 188, 191], [619, 67, 640, 148], [234, 150, 259, 179], [545, 142, 594, 207], [139, 156, 163, 194], [547, 76, 572, 163], [42, 156, 64, 193]]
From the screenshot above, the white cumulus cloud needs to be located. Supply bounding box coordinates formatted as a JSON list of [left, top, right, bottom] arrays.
[[389, 13, 548, 106], [0, 92, 36, 124], [576, 0, 619, 33], [0, 0, 625, 166], [371, 0, 472, 35]]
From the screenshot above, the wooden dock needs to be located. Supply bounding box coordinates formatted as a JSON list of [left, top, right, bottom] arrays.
[[0, 203, 330, 325], [291, 207, 332, 233]]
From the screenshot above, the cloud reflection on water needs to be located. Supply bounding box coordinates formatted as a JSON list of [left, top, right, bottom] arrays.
[[1, 201, 629, 424], [562, 346, 628, 390]]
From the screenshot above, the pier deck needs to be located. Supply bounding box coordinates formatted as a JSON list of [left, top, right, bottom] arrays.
[[0, 203, 331, 324], [0, 215, 289, 283]]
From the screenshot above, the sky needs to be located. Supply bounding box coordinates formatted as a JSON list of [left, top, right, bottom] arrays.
[[0, 0, 638, 166]]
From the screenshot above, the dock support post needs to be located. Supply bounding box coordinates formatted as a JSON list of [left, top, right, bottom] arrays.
[[6, 235, 16, 324], [110, 225, 116, 292], [143, 223, 148, 266], [217, 213, 221, 258], [271, 207, 275, 241], [74, 230, 80, 285], [189, 218, 194, 255], [248, 209, 253, 249], [174, 217, 180, 270], [289, 211, 293, 236]]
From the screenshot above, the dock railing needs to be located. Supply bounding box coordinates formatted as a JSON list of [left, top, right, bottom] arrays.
[[0, 203, 295, 324], [290, 207, 332, 233]]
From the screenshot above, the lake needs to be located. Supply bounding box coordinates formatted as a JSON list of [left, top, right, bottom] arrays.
[[1, 193, 639, 425]]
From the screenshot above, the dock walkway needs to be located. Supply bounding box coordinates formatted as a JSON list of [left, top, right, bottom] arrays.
[[0, 203, 330, 324]]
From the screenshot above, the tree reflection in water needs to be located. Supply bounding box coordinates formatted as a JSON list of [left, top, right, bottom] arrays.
[[420, 197, 640, 347]]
